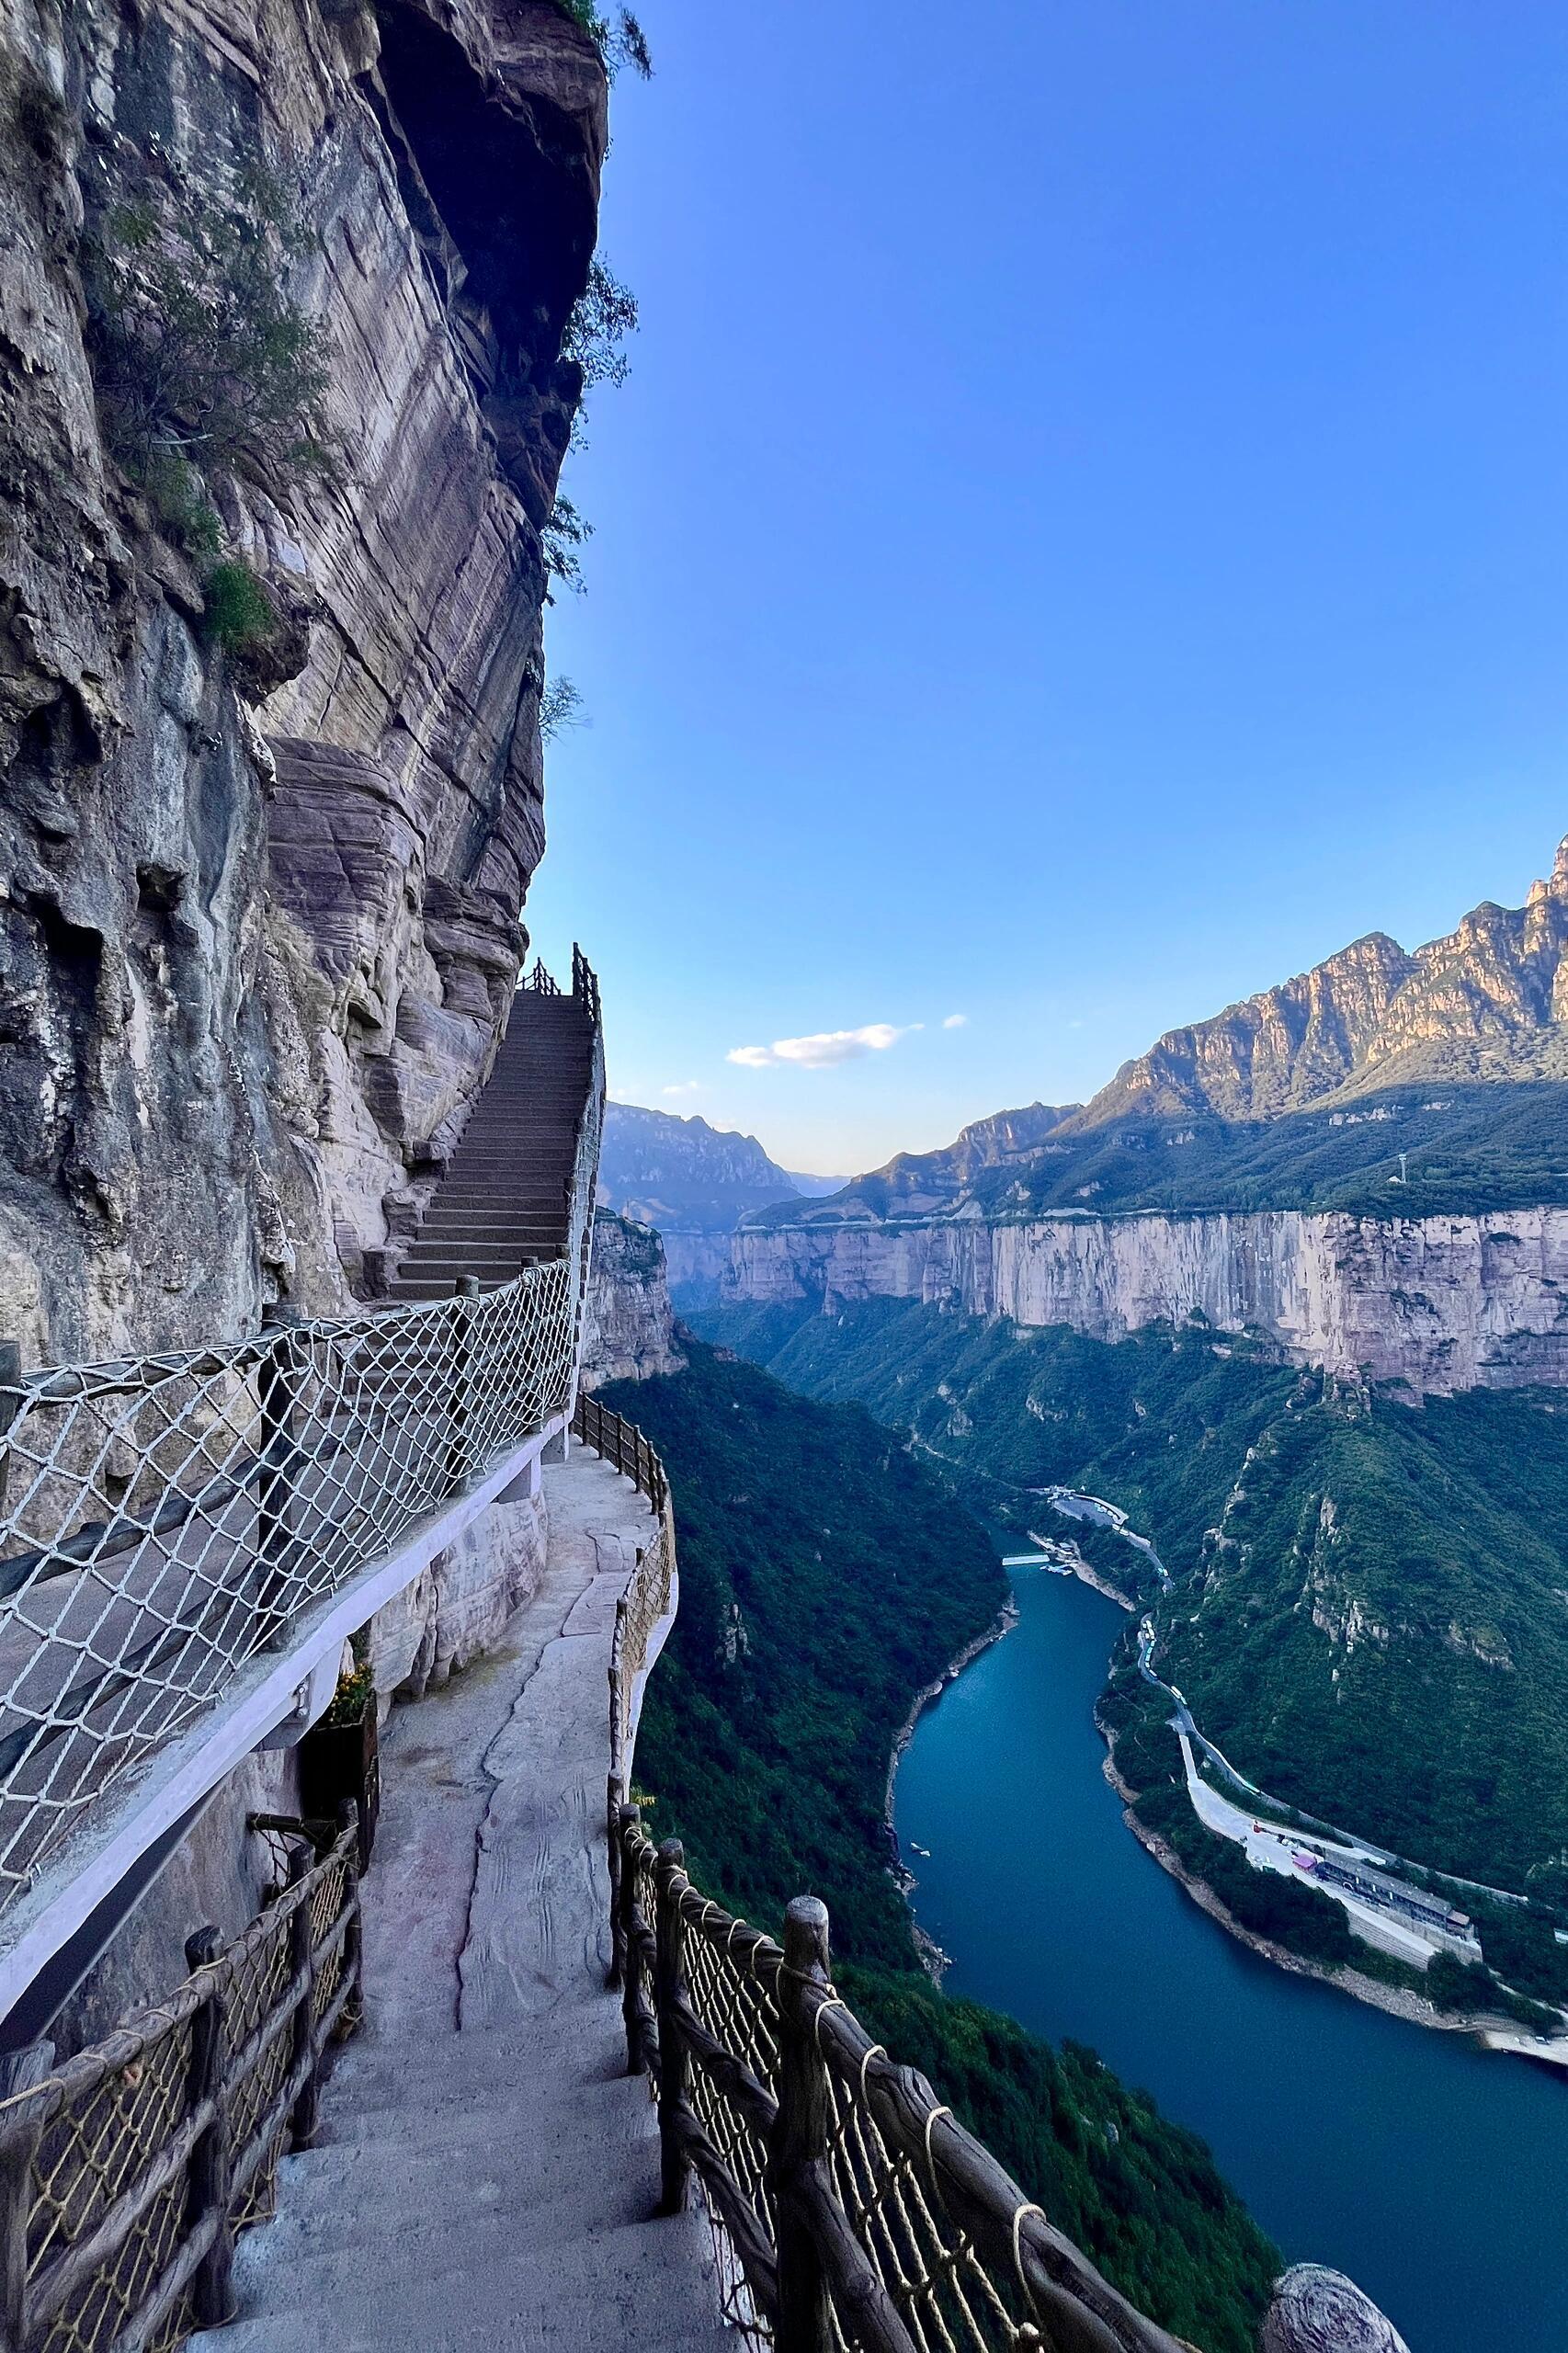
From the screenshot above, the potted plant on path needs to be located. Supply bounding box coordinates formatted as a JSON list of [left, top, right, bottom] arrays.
[[299, 1652, 380, 1869]]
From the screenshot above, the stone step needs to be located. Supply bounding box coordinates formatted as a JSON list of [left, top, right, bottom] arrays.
[[319, 2018, 626, 2115], [388, 1276, 548, 1298], [414, 1224, 563, 1241], [207, 2212, 729, 2353], [438, 1171, 570, 1188], [232, 2146, 665, 2308], [403, 1240, 562, 1261], [399, 1241, 555, 1264]]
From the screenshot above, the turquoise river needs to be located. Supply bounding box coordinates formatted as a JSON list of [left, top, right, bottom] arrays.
[[892, 1563, 1568, 2353]]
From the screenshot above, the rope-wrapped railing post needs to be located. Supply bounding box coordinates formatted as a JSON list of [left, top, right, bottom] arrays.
[[335, 1800, 365, 2041], [256, 1303, 303, 1645], [285, 1841, 320, 2152], [183, 1925, 237, 2328], [654, 1839, 693, 2214], [447, 1274, 480, 1492], [607, 1771, 626, 1990], [770, 1897, 835, 2353], [0, 2042, 49, 2353], [0, 1343, 20, 1517], [618, 1805, 649, 2072]]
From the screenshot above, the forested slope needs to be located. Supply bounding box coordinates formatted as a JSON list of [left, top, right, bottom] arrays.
[[694, 1299, 1568, 1902], [603, 1344, 1281, 2353]]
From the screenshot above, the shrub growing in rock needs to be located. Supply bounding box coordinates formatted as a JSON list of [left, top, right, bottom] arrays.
[[86, 164, 334, 534]]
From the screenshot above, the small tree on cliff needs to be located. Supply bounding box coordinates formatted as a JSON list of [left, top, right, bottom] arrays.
[[86, 164, 335, 529], [554, 4, 653, 77]]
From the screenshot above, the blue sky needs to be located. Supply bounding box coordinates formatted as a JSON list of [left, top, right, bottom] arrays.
[[528, 0, 1568, 1176]]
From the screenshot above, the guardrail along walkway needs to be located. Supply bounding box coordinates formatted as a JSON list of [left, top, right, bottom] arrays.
[[198, 1440, 726, 2353], [0, 953, 602, 2004]]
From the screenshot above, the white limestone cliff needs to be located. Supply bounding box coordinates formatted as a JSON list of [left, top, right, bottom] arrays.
[[725, 1207, 1568, 1395]]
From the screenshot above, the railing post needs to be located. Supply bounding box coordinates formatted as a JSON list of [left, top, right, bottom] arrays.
[[1262, 2266, 1411, 2352], [335, 1800, 365, 2040], [653, 1838, 691, 2215], [606, 1771, 625, 1989], [256, 1305, 304, 1643], [447, 1275, 479, 1493], [285, 1841, 320, 2150], [609, 1595, 629, 1789], [771, 1896, 835, 2353], [183, 1926, 237, 2327], [0, 2040, 51, 2353], [0, 1341, 21, 1516], [617, 1805, 645, 2072]]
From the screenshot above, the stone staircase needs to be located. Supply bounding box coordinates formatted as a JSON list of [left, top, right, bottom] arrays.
[[199, 1449, 730, 2353], [387, 984, 597, 1301]]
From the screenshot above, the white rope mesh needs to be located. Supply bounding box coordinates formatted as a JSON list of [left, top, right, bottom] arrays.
[[0, 966, 603, 1925]]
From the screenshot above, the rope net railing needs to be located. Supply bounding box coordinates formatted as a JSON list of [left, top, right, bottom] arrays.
[[612, 1814, 1190, 2353], [0, 958, 603, 1933], [0, 1812, 361, 2353]]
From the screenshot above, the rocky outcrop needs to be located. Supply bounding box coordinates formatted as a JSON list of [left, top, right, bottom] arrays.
[[581, 1209, 686, 1385], [1076, 838, 1568, 1126], [0, 0, 604, 1362], [367, 1477, 550, 1694], [725, 1206, 1568, 1396]]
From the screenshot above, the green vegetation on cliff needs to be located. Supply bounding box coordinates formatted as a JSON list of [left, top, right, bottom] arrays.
[[744, 1081, 1568, 1224], [694, 1297, 1568, 1916], [602, 1344, 1280, 2353]]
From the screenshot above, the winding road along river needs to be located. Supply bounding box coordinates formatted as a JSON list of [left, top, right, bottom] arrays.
[[892, 1564, 1568, 2353]]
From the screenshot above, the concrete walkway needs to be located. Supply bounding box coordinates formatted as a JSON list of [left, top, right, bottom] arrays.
[[200, 1447, 728, 2353]]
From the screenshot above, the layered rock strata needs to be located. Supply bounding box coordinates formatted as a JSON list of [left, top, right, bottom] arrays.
[[582, 1210, 687, 1385], [0, 0, 604, 1362], [725, 1208, 1568, 1396]]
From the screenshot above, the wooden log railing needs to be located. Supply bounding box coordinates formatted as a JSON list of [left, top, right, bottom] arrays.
[[611, 1812, 1410, 2353], [571, 1397, 676, 1997], [571, 1392, 667, 1515], [614, 1812, 1190, 2353], [0, 1811, 362, 2353]]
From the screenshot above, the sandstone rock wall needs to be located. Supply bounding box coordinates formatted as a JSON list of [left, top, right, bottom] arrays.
[[581, 1209, 686, 1385], [366, 1475, 549, 1698], [725, 1208, 1568, 1396], [0, 0, 603, 1362]]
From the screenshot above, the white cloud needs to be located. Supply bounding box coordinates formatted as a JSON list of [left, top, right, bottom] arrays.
[[942, 1013, 968, 1029], [727, 1022, 920, 1072], [661, 1081, 704, 1097]]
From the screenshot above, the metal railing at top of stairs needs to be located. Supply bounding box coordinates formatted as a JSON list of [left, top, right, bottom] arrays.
[[521, 950, 600, 1031], [610, 1815, 1410, 2353], [0, 955, 604, 1945]]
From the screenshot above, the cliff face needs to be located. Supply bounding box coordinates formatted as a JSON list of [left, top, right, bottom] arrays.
[[581, 1210, 686, 1386], [725, 1208, 1568, 1395], [0, 0, 603, 1362]]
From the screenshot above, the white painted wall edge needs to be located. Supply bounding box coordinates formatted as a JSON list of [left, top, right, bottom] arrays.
[[0, 1410, 567, 2029]]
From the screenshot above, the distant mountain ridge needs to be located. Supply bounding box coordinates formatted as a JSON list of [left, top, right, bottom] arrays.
[[598, 1103, 800, 1232], [1074, 835, 1568, 1127], [746, 833, 1568, 1231]]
